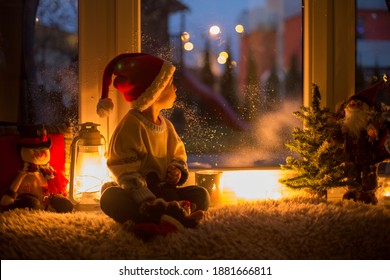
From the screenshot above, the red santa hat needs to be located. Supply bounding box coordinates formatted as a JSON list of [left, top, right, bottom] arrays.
[[97, 53, 176, 117]]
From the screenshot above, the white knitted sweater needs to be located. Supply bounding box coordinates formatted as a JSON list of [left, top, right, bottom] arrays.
[[106, 109, 188, 203]]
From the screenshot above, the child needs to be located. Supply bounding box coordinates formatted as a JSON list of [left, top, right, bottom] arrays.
[[96, 53, 210, 231]]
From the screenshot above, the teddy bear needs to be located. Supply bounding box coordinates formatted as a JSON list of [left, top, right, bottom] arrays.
[[131, 198, 204, 240], [0, 125, 74, 213]]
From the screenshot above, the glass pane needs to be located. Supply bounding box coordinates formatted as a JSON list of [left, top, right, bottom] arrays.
[[142, 0, 303, 168], [31, 0, 78, 126], [356, 0, 390, 92]]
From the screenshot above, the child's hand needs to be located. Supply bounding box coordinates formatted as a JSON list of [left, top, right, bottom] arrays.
[[166, 165, 181, 185]]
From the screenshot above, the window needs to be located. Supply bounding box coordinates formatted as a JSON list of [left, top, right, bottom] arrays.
[[142, 0, 303, 168], [13, 0, 364, 170], [25, 0, 78, 126], [356, 0, 390, 92]]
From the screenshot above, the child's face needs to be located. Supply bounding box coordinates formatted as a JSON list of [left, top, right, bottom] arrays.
[[157, 78, 177, 109]]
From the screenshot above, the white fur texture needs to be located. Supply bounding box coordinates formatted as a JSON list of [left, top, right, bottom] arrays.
[[1, 197, 390, 259], [97, 98, 114, 118]]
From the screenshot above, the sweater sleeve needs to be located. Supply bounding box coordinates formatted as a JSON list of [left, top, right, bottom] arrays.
[[166, 119, 189, 185], [106, 115, 156, 204]]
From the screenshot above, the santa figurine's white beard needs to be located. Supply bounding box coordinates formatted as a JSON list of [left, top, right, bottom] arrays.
[[343, 105, 370, 138]]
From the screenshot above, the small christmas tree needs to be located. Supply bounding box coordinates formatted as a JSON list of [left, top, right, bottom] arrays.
[[280, 84, 354, 195]]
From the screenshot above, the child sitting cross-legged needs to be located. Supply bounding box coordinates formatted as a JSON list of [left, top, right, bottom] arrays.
[[96, 53, 210, 238]]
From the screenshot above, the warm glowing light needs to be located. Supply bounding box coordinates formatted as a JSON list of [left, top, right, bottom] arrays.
[[221, 170, 285, 204], [74, 146, 109, 196], [181, 32, 190, 41], [382, 182, 390, 207], [376, 161, 390, 207], [219, 51, 229, 59], [209, 25, 221, 36], [35, 17, 40, 23], [384, 183, 390, 197], [217, 55, 227, 64], [184, 42, 194, 51], [69, 123, 111, 210], [217, 51, 229, 64], [235, 24, 244, 33], [385, 189, 390, 197], [195, 170, 223, 207]]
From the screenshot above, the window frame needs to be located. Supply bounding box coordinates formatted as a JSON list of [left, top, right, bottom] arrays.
[[303, 0, 355, 110], [78, 0, 356, 146], [78, 0, 141, 141]]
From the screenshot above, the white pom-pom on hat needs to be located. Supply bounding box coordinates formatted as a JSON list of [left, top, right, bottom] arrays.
[[97, 97, 114, 118]]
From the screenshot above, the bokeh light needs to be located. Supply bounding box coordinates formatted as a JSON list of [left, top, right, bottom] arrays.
[[235, 24, 244, 33], [219, 51, 229, 59], [184, 42, 194, 51], [217, 52, 229, 64], [217, 55, 227, 64], [181, 32, 190, 42], [209, 25, 221, 36]]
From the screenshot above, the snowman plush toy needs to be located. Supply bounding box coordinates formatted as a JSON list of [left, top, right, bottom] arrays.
[[0, 125, 73, 213]]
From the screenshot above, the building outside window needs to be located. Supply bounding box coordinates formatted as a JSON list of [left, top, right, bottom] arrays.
[[356, 0, 390, 92]]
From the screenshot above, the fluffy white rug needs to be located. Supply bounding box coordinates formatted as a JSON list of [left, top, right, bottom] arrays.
[[1, 197, 390, 259]]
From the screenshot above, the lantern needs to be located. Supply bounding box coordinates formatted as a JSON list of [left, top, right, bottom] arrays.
[[69, 122, 109, 210], [377, 160, 390, 208]]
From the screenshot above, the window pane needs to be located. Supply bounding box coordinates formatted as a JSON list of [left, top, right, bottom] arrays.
[[356, 0, 390, 91], [142, 0, 303, 168], [31, 0, 78, 126]]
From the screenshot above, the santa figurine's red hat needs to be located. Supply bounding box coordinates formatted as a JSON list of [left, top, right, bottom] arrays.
[[97, 53, 176, 117], [348, 74, 388, 107]]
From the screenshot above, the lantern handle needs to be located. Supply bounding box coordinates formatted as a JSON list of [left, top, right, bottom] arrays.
[[78, 122, 101, 132]]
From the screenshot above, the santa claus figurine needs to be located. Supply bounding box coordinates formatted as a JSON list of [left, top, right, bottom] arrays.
[[0, 125, 74, 212], [339, 77, 389, 204]]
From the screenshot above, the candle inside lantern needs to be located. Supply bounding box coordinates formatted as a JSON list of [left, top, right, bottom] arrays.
[[73, 145, 107, 195], [380, 180, 390, 207], [376, 160, 390, 208], [69, 122, 110, 210]]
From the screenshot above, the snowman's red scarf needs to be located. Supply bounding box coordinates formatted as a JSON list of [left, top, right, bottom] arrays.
[[22, 162, 68, 196]]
